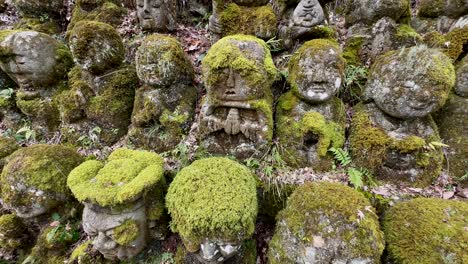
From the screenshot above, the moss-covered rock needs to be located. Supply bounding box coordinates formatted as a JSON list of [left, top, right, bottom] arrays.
[[13, 18, 61, 35], [418, 0, 468, 18], [166, 157, 258, 252], [69, 240, 108, 264], [345, 0, 410, 26], [0, 144, 83, 218], [384, 198, 468, 264], [11, 0, 63, 18], [0, 136, 18, 169], [455, 55, 468, 96], [268, 182, 384, 263], [424, 27, 468, 61], [0, 214, 27, 250]]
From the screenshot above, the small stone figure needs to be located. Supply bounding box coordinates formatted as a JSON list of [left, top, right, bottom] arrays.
[[11, 0, 63, 34], [350, 46, 455, 187], [166, 157, 258, 263], [67, 148, 166, 260], [0, 144, 83, 219], [198, 35, 277, 159], [59, 21, 138, 146], [276, 39, 346, 170], [273, 0, 331, 49], [128, 35, 197, 151], [136, 0, 177, 32], [0, 31, 74, 137]]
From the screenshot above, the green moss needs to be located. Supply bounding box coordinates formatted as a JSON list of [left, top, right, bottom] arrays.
[[396, 24, 423, 42], [26, 226, 71, 263], [13, 18, 60, 35], [418, 0, 447, 18], [218, 4, 277, 38], [424, 28, 468, 61], [68, 148, 165, 207], [113, 219, 140, 246], [67, 0, 126, 34], [166, 157, 258, 252], [0, 136, 18, 160], [343, 36, 364, 66], [70, 240, 91, 262], [268, 182, 384, 263], [384, 198, 468, 264], [0, 214, 26, 249]]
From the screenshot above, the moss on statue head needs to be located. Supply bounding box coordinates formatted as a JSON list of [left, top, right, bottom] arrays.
[[113, 219, 140, 246], [218, 4, 277, 38], [384, 198, 467, 263], [67, 148, 165, 207], [67, 0, 126, 34], [166, 157, 258, 252], [13, 18, 61, 35], [424, 27, 468, 61]]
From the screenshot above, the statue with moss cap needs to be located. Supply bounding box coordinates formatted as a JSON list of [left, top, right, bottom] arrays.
[[198, 35, 277, 160], [166, 157, 258, 263], [0, 144, 83, 219], [67, 148, 166, 260], [136, 0, 177, 32], [58, 21, 138, 146], [128, 34, 197, 152], [0, 31, 74, 137], [276, 39, 346, 170], [11, 0, 63, 34], [350, 46, 455, 187]]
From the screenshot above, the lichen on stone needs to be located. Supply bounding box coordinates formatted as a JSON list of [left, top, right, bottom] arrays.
[[0, 214, 26, 250], [113, 219, 140, 246]]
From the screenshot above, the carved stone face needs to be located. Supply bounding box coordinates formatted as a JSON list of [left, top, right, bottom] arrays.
[[197, 239, 241, 263], [291, 0, 324, 28], [211, 68, 260, 102], [82, 202, 147, 260], [137, 0, 168, 31]]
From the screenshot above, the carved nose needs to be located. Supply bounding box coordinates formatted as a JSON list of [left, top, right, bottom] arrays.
[[226, 71, 235, 88]]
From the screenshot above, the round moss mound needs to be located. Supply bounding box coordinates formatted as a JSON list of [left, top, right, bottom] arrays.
[[0, 136, 19, 160], [268, 182, 384, 263], [0, 214, 26, 249], [166, 157, 258, 251], [67, 148, 164, 207], [384, 198, 467, 264]]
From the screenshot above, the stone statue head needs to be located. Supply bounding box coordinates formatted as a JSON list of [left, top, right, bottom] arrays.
[[202, 35, 277, 103], [288, 39, 345, 103], [365, 46, 455, 119], [0, 31, 72, 90], [291, 0, 325, 28], [136, 34, 193, 86], [136, 0, 176, 32], [69, 21, 125, 75]]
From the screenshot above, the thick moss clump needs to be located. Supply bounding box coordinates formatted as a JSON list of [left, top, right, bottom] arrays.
[[345, 0, 411, 26], [0, 214, 27, 250], [384, 198, 468, 263], [343, 36, 365, 65], [0, 136, 18, 168], [418, 0, 467, 18], [424, 27, 468, 61], [113, 219, 140, 246], [13, 18, 61, 35], [25, 226, 74, 263], [67, 148, 165, 207], [67, 0, 126, 34], [166, 157, 258, 252], [268, 182, 384, 263]]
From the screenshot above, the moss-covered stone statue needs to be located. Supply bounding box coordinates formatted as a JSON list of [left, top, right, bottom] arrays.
[[268, 182, 384, 263], [166, 157, 258, 263], [198, 35, 277, 159], [11, 0, 63, 34], [136, 0, 177, 32], [0, 136, 18, 170], [0, 31, 74, 137], [276, 39, 346, 170], [208, 0, 277, 40], [67, 0, 127, 34], [344, 0, 410, 26], [417, 0, 468, 19], [58, 21, 138, 146], [273, 0, 334, 49], [384, 198, 467, 263], [128, 35, 197, 151], [350, 46, 455, 187], [433, 55, 468, 186], [0, 214, 28, 260], [0, 144, 83, 219], [67, 148, 166, 260]]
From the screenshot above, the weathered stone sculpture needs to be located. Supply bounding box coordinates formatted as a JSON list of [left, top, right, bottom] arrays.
[[0, 144, 83, 218], [67, 148, 166, 260], [273, 0, 333, 49], [136, 0, 177, 32], [198, 35, 277, 159], [344, 0, 411, 26], [209, 0, 277, 40], [268, 182, 384, 263], [350, 46, 455, 187], [0, 31, 74, 137], [11, 0, 63, 34], [166, 157, 257, 263], [128, 35, 197, 151], [0, 214, 28, 260], [59, 21, 138, 145], [276, 39, 346, 170]]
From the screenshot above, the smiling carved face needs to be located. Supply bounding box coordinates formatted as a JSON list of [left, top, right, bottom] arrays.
[[291, 0, 325, 28]]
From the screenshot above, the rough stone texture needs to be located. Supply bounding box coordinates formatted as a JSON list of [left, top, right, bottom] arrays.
[[0, 136, 18, 170], [268, 182, 384, 263], [128, 34, 197, 152], [0, 144, 83, 218], [344, 0, 410, 26], [59, 21, 137, 145], [0, 214, 28, 254], [136, 0, 177, 32], [0, 31, 74, 136], [418, 0, 468, 19], [455, 55, 468, 97], [11, 0, 63, 18], [179, 239, 257, 264], [198, 35, 277, 160], [384, 198, 467, 263], [276, 39, 346, 170]]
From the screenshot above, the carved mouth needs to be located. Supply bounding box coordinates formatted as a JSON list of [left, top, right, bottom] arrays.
[[225, 91, 236, 95]]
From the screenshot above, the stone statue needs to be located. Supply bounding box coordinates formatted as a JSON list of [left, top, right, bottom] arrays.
[[128, 34, 197, 152], [0, 31, 74, 137], [273, 0, 330, 49], [344, 0, 411, 26], [11, 0, 63, 34], [350, 46, 455, 187], [67, 148, 166, 260], [276, 39, 346, 170], [58, 21, 138, 146], [136, 0, 177, 32], [198, 35, 278, 160]]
